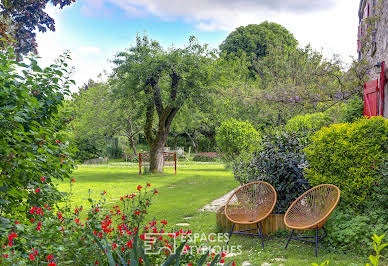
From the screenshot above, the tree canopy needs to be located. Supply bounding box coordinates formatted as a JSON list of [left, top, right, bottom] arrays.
[[0, 0, 75, 58], [219, 21, 298, 60], [111, 35, 216, 172]]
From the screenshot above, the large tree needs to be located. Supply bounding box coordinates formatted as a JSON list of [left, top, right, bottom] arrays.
[[112, 35, 214, 173], [219, 21, 298, 60], [0, 0, 75, 59]]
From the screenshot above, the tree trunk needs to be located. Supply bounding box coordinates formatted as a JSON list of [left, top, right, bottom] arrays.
[[127, 135, 137, 155], [149, 136, 167, 173], [186, 132, 198, 153]]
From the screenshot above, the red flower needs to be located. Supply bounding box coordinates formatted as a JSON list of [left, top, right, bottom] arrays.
[[160, 220, 167, 225], [35, 188, 40, 193], [112, 243, 117, 249], [221, 252, 226, 258], [120, 197, 124, 201], [14, 221, 20, 224], [8, 232, 17, 241], [74, 218, 80, 224], [29, 254, 35, 261], [71, 178, 75, 183], [55, 139, 61, 144], [232, 262, 236, 266], [147, 183, 151, 187], [7, 242, 12, 247], [137, 185, 143, 191], [154, 189, 158, 194], [220, 258, 225, 263], [134, 210, 140, 215], [139, 257, 144, 263], [30, 218, 34, 223], [126, 240, 133, 248], [57, 212, 63, 220], [41, 176, 46, 182], [47, 254, 54, 261], [2, 254, 8, 258], [49, 262, 57, 266]]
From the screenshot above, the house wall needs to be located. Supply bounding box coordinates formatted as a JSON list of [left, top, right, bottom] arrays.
[[359, 0, 388, 117]]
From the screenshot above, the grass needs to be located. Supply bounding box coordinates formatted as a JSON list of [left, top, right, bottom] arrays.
[[57, 162, 370, 265]]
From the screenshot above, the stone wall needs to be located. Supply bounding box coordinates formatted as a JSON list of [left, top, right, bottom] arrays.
[[359, 0, 388, 117]]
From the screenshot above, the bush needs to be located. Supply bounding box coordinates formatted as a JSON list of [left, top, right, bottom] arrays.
[[0, 184, 229, 265], [233, 128, 310, 213], [339, 96, 363, 123], [285, 112, 333, 133], [192, 152, 219, 162], [216, 118, 261, 158], [0, 46, 76, 230], [305, 117, 388, 213]]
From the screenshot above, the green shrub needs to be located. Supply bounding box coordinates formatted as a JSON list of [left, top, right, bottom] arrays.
[[305, 117, 388, 213], [0, 46, 76, 230], [339, 96, 364, 123], [233, 128, 310, 213], [285, 112, 333, 133], [216, 118, 261, 158]]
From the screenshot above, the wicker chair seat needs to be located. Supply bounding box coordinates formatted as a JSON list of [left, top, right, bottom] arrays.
[[284, 184, 341, 230], [225, 181, 277, 225]]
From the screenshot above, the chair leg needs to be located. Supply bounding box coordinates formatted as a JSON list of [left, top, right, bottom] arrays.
[[257, 222, 264, 248], [227, 224, 235, 245], [315, 227, 319, 257], [284, 230, 294, 250]]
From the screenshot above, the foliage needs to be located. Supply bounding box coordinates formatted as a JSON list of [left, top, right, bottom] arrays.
[[219, 21, 298, 60], [192, 152, 219, 162], [324, 159, 388, 254], [305, 117, 388, 213], [367, 234, 387, 266], [311, 261, 329, 266], [0, 46, 76, 230], [0, 183, 232, 265], [112, 35, 215, 173], [233, 128, 310, 213], [216, 118, 261, 158], [338, 96, 364, 123], [0, 0, 75, 58], [253, 45, 347, 122], [285, 112, 333, 133], [67, 81, 141, 160]]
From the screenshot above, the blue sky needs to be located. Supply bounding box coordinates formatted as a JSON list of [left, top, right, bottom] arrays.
[[36, 0, 359, 91]]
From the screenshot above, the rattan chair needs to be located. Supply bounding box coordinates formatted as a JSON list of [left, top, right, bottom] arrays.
[[224, 181, 277, 248], [284, 184, 340, 257]]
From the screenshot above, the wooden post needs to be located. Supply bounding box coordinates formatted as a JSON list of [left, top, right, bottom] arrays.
[[139, 153, 142, 174], [174, 152, 177, 175]]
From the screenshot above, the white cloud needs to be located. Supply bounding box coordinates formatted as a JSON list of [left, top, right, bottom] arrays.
[[80, 0, 359, 62], [35, 0, 359, 92]]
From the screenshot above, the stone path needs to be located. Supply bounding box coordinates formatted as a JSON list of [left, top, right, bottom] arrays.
[[198, 189, 235, 212]]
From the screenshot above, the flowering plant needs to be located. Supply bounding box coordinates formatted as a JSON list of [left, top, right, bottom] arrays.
[[1, 183, 234, 265]]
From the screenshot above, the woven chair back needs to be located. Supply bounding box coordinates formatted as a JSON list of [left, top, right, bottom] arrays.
[[225, 181, 277, 225], [284, 184, 340, 230]]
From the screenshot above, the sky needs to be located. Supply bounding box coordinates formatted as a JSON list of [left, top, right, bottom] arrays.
[[36, 0, 360, 91]]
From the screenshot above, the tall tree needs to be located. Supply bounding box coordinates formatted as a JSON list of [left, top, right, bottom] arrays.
[[112, 35, 214, 173], [0, 0, 75, 59], [219, 21, 298, 60]]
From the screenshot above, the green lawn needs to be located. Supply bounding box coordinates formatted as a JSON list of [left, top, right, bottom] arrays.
[[57, 162, 369, 265]]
